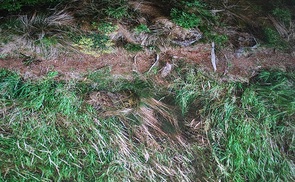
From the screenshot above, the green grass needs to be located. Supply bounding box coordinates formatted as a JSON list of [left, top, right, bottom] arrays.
[[0, 68, 197, 181], [263, 27, 288, 50], [172, 67, 295, 181], [170, 8, 201, 29], [1, 67, 294, 181]]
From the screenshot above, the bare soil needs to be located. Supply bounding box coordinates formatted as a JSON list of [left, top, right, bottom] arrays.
[[1, 44, 294, 81]]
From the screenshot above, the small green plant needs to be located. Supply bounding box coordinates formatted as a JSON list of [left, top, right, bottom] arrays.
[[170, 8, 201, 29], [93, 22, 118, 35], [134, 24, 151, 34], [124, 43, 143, 52], [74, 33, 114, 56], [82, 34, 110, 49], [272, 8, 292, 25], [170, 0, 215, 29], [0, 18, 21, 31], [0, 0, 64, 12], [36, 37, 58, 47], [105, 6, 128, 19], [204, 32, 228, 46], [184, 0, 212, 19], [264, 27, 288, 49]]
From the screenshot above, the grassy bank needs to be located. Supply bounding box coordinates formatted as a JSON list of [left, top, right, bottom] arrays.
[[0, 67, 294, 181]]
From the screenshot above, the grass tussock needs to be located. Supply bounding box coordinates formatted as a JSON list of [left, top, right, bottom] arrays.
[[18, 9, 74, 41], [0, 9, 78, 60], [0, 66, 294, 181]]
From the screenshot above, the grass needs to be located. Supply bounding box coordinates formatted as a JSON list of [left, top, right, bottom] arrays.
[[0, 68, 197, 181], [18, 10, 73, 40], [263, 27, 288, 50], [171, 67, 295, 181], [0, 9, 76, 60], [170, 8, 201, 29], [1, 66, 294, 181]]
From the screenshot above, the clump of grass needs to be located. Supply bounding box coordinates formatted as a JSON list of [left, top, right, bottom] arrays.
[[18, 10, 73, 40], [171, 67, 295, 181], [170, 8, 201, 29], [272, 8, 292, 26], [86, 68, 181, 144], [134, 24, 151, 34], [105, 6, 128, 20], [170, 0, 214, 29], [93, 21, 118, 35], [263, 27, 288, 49], [77, 0, 128, 20], [73, 33, 114, 56], [0, 10, 75, 59], [0, 68, 201, 181], [124, 43, 143, 52], [1, 66, 294, 181]]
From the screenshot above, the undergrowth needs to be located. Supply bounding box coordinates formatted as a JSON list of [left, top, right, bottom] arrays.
[[0, 67, 294, 181]]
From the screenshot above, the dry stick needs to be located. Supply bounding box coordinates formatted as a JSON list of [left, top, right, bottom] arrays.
[[132, 54, 139, 73], [147, 53, 160, 73], [211, 42, 217, 72]]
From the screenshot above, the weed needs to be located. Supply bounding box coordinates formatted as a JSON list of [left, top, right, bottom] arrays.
[[124, 43, 143, 52], [263, 27, 288, 49], [93, 21, 118, 35], [36, 37, 58, 47], [184, 0, 213, 20], [171, 8, 201, 29], [77, 34, 109, 49], [105, 6, 128, 20], [272, 8, 292, 25], [170, 0, 215, 30], [134, 24, 151, 34], [203, 31, 229, 46], [0, 0, 64, 12], [0, 18, 21, 32], [74, 33, 114, 56]]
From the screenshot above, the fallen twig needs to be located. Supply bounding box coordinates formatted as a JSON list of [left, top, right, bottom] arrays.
[[147, 53, 160, 73], [211, 42, 217, 72]]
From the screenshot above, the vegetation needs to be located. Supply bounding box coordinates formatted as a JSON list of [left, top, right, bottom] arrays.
[[263, 28, 288, 49], [0, 0, 295, 181], [172, 67, 295, 181], [171, 8, 202, 29], [0, 66, 294, 181], [0, 0, 64, 12], [272, 8, 292, 25]]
